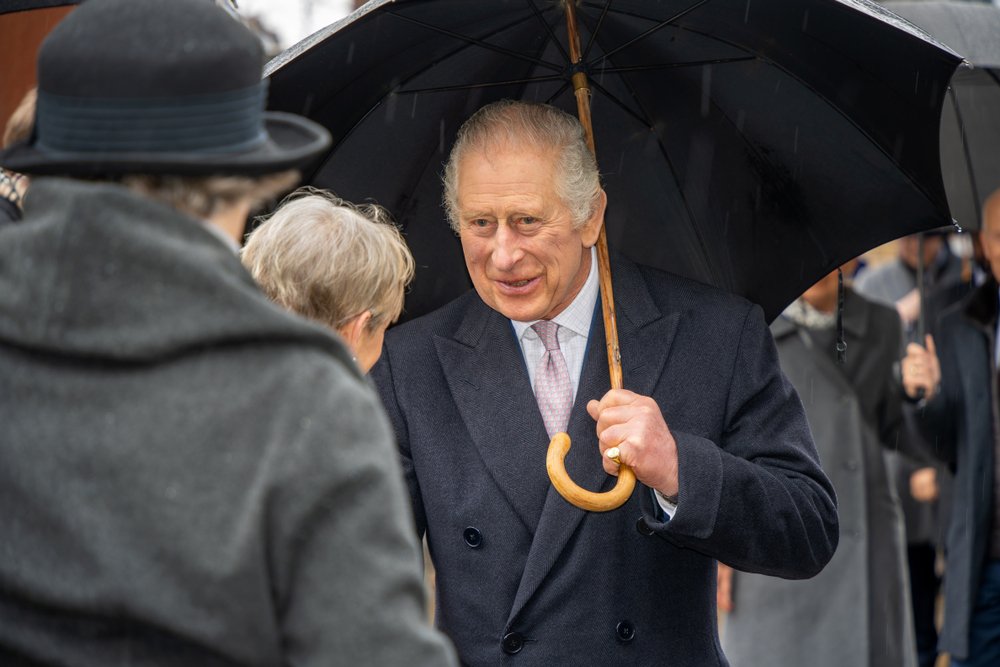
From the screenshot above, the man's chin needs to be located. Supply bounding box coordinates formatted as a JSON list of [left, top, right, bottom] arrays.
[[486, 295, 545, 323]]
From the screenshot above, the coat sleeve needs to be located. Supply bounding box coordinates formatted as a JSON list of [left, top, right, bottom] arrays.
[[370, 344, 428, 539], [268, 364, 456, 667], [644, 304, 839, 579]]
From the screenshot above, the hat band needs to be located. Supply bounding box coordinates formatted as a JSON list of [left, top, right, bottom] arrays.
[[35, 82, 269, 154]]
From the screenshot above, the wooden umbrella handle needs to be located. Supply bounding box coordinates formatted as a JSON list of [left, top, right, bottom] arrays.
[[546, 433, 636, 512]]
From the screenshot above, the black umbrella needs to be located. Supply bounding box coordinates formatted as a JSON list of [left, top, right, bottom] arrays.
[[266, 0, 962, 326], [883, 0, 1000, 231]]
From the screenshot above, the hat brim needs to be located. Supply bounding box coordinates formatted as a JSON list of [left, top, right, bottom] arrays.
[[0, 112, 331, 177]]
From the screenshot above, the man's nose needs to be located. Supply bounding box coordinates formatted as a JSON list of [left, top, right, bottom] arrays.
[[491, 223, 523, 270]]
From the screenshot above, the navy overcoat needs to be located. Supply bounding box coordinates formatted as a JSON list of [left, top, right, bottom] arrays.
[[372, 255, 838, 666]]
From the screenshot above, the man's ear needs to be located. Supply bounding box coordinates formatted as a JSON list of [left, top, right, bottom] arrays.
[[581, 189, 607, 248], [336, 310, 373, 353]]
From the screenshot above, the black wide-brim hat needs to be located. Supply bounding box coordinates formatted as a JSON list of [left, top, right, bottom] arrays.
[[0, 0, 330, 177]]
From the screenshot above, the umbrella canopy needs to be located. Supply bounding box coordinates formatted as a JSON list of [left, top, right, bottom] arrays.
[[266, 0, 962, 323], [884, 0, 1000, 231]]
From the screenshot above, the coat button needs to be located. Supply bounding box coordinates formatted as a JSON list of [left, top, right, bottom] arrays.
[[463, 527, 483, 548], [635, 516, 655, 536], [616, 620, 636, 642], [501, 631, 524, 655]]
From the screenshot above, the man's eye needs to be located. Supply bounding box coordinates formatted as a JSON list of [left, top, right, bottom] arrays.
[[518, 216, 538, 225], [470, 218, 491, 228]]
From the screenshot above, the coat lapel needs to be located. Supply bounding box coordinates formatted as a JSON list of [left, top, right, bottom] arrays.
[[507, 257, 681, 624], [434, 299, 554, 535]]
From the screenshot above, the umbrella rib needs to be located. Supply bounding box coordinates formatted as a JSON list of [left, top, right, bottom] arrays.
[[589, 0, 710, 64], [542, 81, 573, 106], [397, 75, 567, 96], [581, 0, 613, 62], [524, 0, 571, 65], [586, 51, 720, 282], [948, 85, 982, 225], [586, 77, 655, 128], [594, 56, 755, 73], [384, 8, 564, 72]]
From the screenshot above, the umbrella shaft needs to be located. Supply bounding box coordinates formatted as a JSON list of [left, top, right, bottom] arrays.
[[564, 0, 623, 391]]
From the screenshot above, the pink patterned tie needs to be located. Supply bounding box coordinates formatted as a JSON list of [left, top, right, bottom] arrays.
[[532, 320, 573, 438]]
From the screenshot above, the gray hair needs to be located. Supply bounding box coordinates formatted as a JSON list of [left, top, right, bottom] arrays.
[[120, 170, 300, 220], [442, 100, 601, 233], [241, 187, 415, 331]]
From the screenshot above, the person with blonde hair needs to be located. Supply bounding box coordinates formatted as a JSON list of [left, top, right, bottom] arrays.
[[242, 188, 414, 372]]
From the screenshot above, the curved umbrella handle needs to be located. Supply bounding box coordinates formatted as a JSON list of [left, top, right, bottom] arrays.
[[546, 433, 636, 512]]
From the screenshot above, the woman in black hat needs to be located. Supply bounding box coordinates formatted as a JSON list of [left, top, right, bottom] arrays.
[[0, 1, 458, 666]]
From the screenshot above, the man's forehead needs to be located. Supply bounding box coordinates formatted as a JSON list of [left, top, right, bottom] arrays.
[[458, 139, 558, 167]]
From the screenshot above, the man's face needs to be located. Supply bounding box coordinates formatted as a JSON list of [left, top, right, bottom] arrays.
[[898, 234, 942, 270], [455, 145, 605, 322], [801, 269, 840, 314], [980, 196, 1000, 284]]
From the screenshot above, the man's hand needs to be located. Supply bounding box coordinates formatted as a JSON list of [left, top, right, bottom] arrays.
[[586, 389, 678, 498], [717, 563, 734, 613], [910, 467, 939, 503], [895, 288, 921, 326], [902, 334, 940, 401]]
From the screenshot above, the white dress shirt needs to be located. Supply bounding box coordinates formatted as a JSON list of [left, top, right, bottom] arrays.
[[510, 247, 677, 518]]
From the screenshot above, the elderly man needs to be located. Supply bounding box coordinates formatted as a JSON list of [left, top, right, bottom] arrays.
[[0, 1, 456, 665], [371, 99, 838, 665]]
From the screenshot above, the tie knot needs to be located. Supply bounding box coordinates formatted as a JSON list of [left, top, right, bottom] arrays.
[[532, 320, 561, 351]]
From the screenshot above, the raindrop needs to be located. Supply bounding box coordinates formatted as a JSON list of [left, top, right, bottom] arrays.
[[385, 89, 399, 124], [411, 94, 419, 119], [801, 9, 809, 32], [914, 70, 921, 94], [701, 65, 712, 118], [744, 0, 751, 23], [793, 125, 799, 154], [347, 42, 355, 65]]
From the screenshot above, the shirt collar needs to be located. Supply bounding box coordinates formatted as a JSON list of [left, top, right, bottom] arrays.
[[511, 246, 599, 339]]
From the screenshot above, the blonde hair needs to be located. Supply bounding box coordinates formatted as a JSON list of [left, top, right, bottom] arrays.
[[241, 187, 415, 331]]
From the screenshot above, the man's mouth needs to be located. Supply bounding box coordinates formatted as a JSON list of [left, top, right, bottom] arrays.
[[496, 276, 538, 293]]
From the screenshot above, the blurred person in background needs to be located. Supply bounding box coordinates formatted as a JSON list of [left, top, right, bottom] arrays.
[[903, 187, 1000, 667], [242, 187, 415, 373], [855, 230, 973, 667], [0, 1, 457, 665], [0, 88, 35, 226], [720, 263, 917, 667]]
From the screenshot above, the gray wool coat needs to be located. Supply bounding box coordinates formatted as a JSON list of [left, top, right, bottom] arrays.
[[0, 179, 457, 667], [371, 256, 838, 666], [722, 290, 916, 667]]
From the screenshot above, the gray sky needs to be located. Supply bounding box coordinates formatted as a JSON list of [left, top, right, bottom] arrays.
[[237, 0, 354, 50]]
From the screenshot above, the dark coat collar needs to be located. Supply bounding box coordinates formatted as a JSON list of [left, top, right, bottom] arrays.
[[963, 276, 1000, 330]]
